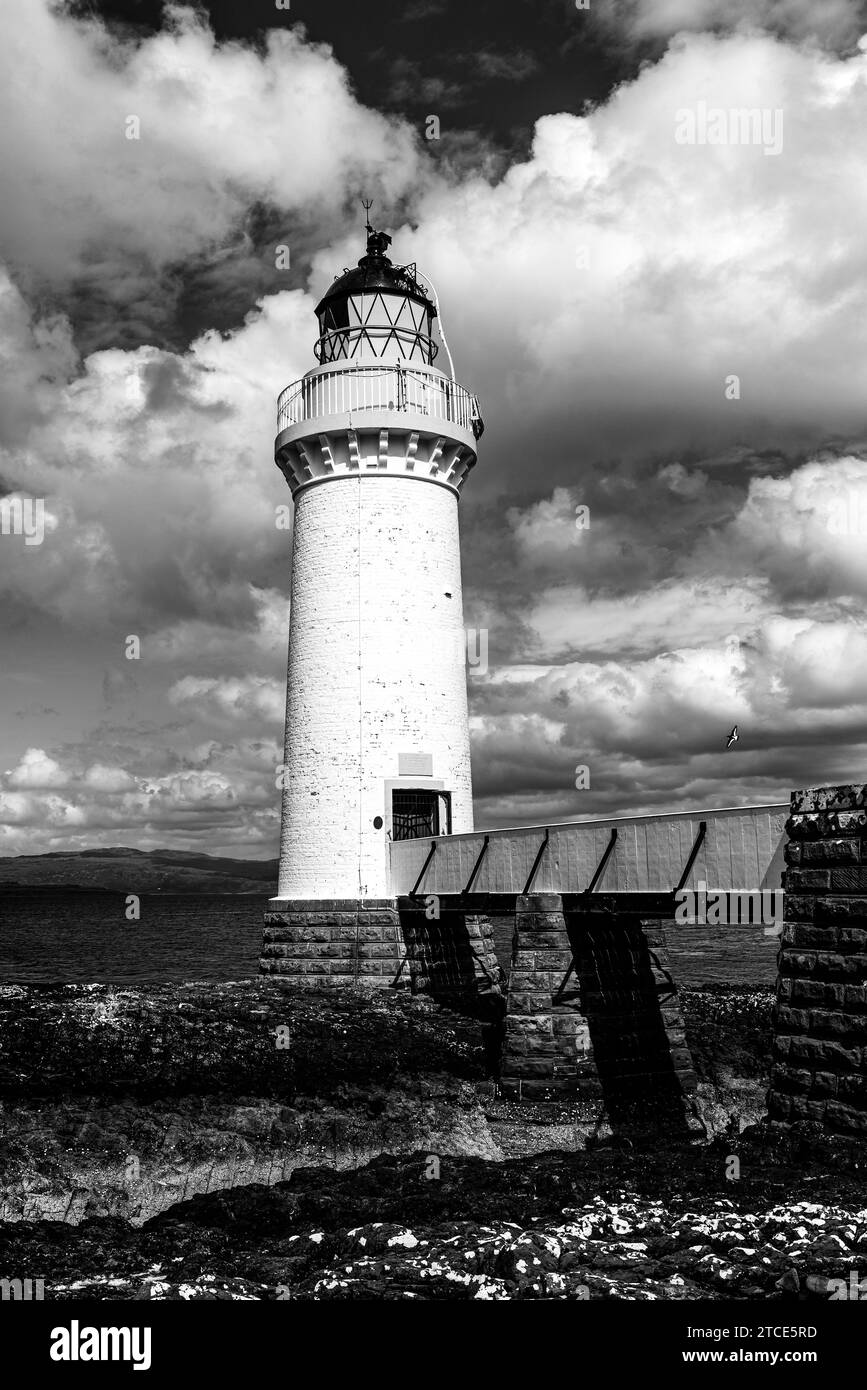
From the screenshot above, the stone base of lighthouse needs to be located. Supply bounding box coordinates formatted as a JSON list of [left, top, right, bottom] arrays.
[[260, 900, 407, 988]]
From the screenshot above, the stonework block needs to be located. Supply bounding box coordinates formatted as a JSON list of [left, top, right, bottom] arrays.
[[778, 949, 813, 975], [782, 895, 818, 922], [773, 1002, 815, 1033], [786, 1036, 862, 1070], [807, 1009, 865, 1040], [505, 1015, 554, 1039], [507, 991, 554, 1016], [801, 839, 861, 864], [837, 1074, 867, 1104], [787, 978, 841, 1008], [258, 901, 405, 986], [790, 785, 867, 814], [784, 868, 830, 892], [509, 969, 558, 990], [551, 1014, 589, 1036], [786, 810, 867, 840], [838, 927, 867, 952], [830, 867, 867, 893], [784, 923, 840, 950], [816, 952, 867, 978]]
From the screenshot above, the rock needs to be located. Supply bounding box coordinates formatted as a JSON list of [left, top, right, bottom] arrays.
[[0, 982, 499, 1224]]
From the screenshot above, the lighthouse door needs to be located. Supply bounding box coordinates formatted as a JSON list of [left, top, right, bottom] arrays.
[[392, 789, 452, 840]]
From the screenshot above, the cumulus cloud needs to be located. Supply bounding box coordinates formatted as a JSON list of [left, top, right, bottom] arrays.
[[169, 675, 285, 723], [0, 266, 308, 632], [0, 0, 423, 337], [469, 453, 867, 825], [83, 764, 137, 793], [710, 455, 867, 599], [402, 27, 867, 510], [5, 748, 69, 790], [3, 4, 867, 853], [0, 740, 279, 855]]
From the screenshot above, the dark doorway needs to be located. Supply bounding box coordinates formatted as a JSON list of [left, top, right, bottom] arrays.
[[391, 789, 451, 840]]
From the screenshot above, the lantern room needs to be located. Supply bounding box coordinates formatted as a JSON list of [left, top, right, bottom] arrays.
[[314, 226, 438, 367]]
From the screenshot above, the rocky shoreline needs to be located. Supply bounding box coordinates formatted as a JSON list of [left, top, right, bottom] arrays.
[[3, 1135, 866, 1301], [0, 982, 493, 1225], [1, 979, 863, 1300]]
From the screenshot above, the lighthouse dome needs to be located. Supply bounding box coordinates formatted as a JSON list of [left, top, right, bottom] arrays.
[[314, 227, 438, 366]]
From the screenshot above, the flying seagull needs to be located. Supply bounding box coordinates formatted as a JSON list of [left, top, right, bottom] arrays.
[[726, 725, 739, 750]]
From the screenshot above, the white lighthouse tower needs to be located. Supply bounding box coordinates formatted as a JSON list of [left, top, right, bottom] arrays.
[[261, 217, 482, 984]]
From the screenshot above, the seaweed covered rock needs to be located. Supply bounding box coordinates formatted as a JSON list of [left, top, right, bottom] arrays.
[[0, 981, 486, 1097]]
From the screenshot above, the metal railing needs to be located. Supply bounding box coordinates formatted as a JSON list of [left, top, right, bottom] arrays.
[[276, 364, 483, 437]]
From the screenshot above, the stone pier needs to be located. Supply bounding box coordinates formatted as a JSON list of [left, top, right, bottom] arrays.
[[500, 894, 697, 1124], [260, 890, 698, 1123], [255, 786, 867, 1132], [767, 784, 867, 1138], [396, 902, 502, 1016], [260, 900, 406, 987], [499, 894, 597, 1102]]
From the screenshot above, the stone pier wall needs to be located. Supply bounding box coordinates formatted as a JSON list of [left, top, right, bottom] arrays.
[[767, 784, 867, 1138], [396, 905, 503, 1019], [499, 895, 696, 1123], [570, 914, 697, 1127], [260, 901, 406, 987], [500, 894, 599, 1102]]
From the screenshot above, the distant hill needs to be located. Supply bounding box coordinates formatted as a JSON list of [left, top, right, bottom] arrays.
[[0, 848, 278, 895]]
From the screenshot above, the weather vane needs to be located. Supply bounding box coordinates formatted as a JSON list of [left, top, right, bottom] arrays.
[[361, 197, 374, 234]]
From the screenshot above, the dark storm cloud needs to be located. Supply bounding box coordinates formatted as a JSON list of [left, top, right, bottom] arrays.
[[102, 668, 139, 706], [400, 1, 449, 21], [590, 0, 867, 54]]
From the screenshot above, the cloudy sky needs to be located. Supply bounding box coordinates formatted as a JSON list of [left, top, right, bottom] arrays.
[[2, 0, 867, 858]]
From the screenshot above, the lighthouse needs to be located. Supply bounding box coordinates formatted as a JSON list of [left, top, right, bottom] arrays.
[[261, 218, 483, 984]]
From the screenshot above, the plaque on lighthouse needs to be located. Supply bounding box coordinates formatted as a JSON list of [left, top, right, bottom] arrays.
[[398, 753, 433, 777]]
